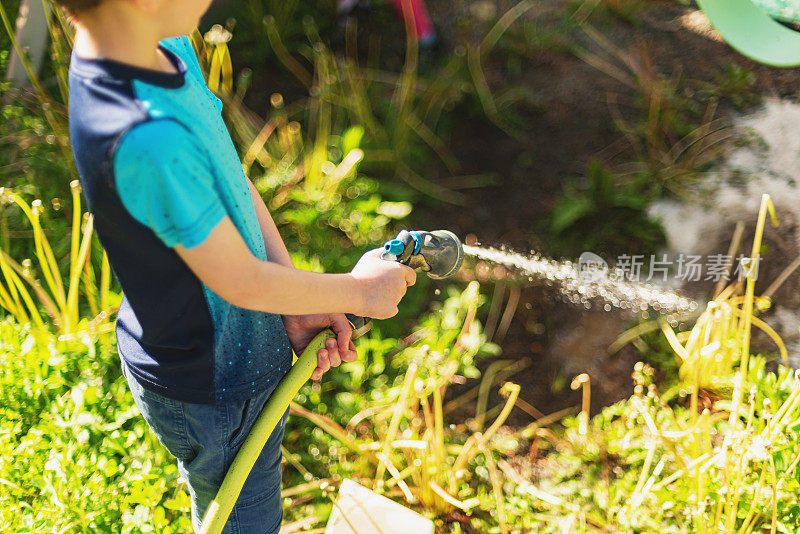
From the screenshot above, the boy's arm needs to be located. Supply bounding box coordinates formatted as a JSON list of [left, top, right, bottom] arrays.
[[245, 179, 357, 377], [175, 215, 415, 381], [246, 178, 295, 268], [174, 215, 416, 318]]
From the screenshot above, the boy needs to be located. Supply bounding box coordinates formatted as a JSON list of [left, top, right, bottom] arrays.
[[63, 0, 416, 531]]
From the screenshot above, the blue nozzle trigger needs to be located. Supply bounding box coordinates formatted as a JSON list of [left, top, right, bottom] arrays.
[[384, 239, 406, 257]]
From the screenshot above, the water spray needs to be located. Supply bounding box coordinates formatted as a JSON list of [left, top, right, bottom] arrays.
[[199, 230, 464, 534], [463, 245, 699, 317]]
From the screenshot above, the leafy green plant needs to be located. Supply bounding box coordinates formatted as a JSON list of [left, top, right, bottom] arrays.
[[212, 1, 550, 205], [508, 350, 800, 533], [709, 64, 759, 110], [547, 160, 665, 258], [205, 0, 335, 81], [1, 3, 97, 325], [556, 195, 800, 533], [266, 26, 469, 204], [611, 195, 786, 395], [0, 1, 72, 158], [0, 183, 117, 338]]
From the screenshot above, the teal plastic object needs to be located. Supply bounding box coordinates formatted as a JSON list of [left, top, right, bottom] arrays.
[[696, 0, 800, 67], [752, 0, 800, 23], [384, 238, 406, 256]]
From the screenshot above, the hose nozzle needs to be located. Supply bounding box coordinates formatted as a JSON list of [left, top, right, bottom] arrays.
[[383, 229, 464, 279]]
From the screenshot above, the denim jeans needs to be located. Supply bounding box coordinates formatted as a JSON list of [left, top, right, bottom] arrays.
[[123, 362, 288, 533]]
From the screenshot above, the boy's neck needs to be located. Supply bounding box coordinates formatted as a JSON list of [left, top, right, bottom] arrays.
[[72, 11, 175, 74]]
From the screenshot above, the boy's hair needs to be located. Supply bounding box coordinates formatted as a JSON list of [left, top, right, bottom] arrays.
[[51, 0, 101, 13]]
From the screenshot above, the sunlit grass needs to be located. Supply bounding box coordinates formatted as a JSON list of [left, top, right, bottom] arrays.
[[549, 194, 800, 533]]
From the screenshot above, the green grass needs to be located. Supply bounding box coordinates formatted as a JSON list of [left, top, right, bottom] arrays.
[[0, 319, 193, 532]]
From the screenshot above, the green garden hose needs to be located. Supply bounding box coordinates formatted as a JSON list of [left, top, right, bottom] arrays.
[[198, 328, 331, 534]]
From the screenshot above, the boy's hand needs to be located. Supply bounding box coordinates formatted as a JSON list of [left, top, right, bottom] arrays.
[[350, 248, 416, 319], [282, 313, 357, 381]]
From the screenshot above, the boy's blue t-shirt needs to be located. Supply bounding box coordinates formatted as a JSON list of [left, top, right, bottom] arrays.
[[68, 35, 293, 403]]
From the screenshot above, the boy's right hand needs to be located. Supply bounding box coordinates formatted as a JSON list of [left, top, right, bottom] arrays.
[[350, 248, 416, 319]]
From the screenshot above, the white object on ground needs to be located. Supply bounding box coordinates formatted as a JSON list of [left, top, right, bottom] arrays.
[[325, 479, 434, 534]]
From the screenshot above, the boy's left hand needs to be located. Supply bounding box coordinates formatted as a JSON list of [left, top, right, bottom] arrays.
[[282, 313, 358, 381]]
